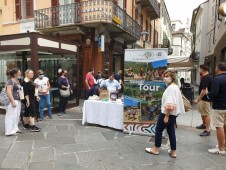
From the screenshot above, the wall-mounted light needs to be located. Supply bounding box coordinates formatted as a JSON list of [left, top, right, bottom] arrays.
[[218, 2, 226, 17], [140, 31, 149, 48]]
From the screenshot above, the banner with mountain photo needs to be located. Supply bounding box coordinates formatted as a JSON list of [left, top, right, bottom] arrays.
[[123, 49, 168, 136]]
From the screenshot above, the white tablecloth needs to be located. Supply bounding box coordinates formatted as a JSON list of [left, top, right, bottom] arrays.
[[82, 100, 124, 130]]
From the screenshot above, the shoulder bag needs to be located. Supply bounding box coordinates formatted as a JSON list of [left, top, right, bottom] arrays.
[[181, 92, 192, 112], [0, 80, 14, 106], [59, 78, 72, 98]]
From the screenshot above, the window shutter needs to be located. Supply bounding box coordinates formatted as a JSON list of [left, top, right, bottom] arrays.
[[52, 0, 59, 6], [140, 14, 143, 32], [26, 0, 34, 18], [15, 0, 21, 20]]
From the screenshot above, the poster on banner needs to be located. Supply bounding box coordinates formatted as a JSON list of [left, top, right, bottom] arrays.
[[123, 49, 168, 136]]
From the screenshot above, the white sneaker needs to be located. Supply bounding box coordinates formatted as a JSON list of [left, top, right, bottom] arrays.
[[208, 148, 225, 154]]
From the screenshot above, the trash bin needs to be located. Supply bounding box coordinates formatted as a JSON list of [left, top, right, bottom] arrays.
[[182, 87, 194, 103]]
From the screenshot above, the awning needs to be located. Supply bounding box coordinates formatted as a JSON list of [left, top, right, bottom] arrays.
[[168, 56, 193, 69], [0, 32, 78, 54]]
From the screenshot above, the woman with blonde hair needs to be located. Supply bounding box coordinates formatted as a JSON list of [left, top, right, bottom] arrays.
[[5, 68, 22, 136], [146, 70, 185, 158], [22, 69, 40, 132]]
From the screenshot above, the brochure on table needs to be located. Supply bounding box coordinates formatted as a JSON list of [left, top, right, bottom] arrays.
[[123, 49, 168, 136]]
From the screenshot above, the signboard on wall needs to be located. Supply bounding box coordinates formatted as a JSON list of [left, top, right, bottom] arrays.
[[98, 35, 105, 52], [20, 21, 36, 33], [123, 48, 168, 136]]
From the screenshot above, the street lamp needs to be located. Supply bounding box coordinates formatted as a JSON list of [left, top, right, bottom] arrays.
[[218, 2, 226, 17], [140, 31, 149, 48]]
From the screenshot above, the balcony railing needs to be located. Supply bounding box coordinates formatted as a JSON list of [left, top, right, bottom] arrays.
[[34, 0, 141, 39], [136, 0, 160, 19], [149, 0, 160, 17]]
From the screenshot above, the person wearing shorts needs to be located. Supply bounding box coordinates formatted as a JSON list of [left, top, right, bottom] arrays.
[[206, 62, 226, 154], [194, 64, 213, 136]]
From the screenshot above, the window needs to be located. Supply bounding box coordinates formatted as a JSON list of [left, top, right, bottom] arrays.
[[123, 0, 127, 11], [15, 0, 34, 20], [211, 5, 215, 23], [172, 24, 176, 31], [155, 30, 158, 47], [135, 7, 138, 21], [149, 24, 152, 43], [15, 0, 21, 20], [222, 48, 226, 61]]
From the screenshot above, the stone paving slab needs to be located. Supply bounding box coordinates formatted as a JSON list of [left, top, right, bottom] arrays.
[[54, 144, 90, 155], [78, 160, 105, 170], [54, 153, 79, 170], [27, 161, 54, 170], [31, 147, 54, 163], [74, 132, 107, 144], [0, 104, 225, 170]]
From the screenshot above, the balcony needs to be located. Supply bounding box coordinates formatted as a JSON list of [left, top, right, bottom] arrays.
[[136, 0, 160, 19], [34, 0, 141, 41]]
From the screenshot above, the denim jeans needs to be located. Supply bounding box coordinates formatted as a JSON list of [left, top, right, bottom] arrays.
[[155, 113, 177, 150], [39, 93, 51, 118]]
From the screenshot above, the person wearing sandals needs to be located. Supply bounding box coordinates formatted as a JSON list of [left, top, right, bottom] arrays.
[[22, 69, 40, 132], [145, 70, 185, 158], [5, 68, 22, 136]]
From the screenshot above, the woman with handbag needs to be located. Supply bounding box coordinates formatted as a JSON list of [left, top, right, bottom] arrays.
[[58, 69, 70, 116], [145, 70, 185, 158], [5, 68, 22, 136]]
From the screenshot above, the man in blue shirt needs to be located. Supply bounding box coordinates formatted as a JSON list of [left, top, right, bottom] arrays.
[[206, 62, 226, 154], [100, 74, 121, 96]]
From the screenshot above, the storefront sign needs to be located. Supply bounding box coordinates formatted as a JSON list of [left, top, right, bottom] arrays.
[[113, 15, 122, 25], [123, 49, 168, 136], [98, 35, 105, 52]]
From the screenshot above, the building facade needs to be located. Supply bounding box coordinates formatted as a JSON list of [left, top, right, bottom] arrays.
[[190, 0, 226, 84], [0, 0, 160, 99], [156, 0, 173, 54], [205, 0, 226, 75], [190, 1, 209, 84]]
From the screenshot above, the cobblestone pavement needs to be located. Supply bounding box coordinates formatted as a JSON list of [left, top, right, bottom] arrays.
[[0, 99, 225, 170]]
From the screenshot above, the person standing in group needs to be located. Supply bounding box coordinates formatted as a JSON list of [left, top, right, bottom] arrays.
[[84, 68, 98, 99], [100, 74, 121, 96], [194, 65, 213, 136], [34, 70, 52, 121], [58, 69, 70, 116], [5, 68, 22, 136], [22, 69, 41, 132], [115, 70, 123, 92], [145, 70, 185, 158], [206, 62, 226, 154]]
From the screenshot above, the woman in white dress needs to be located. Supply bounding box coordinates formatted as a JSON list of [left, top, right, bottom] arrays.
[[145, 70, 185, 158], [5, 68, 22, 136]]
